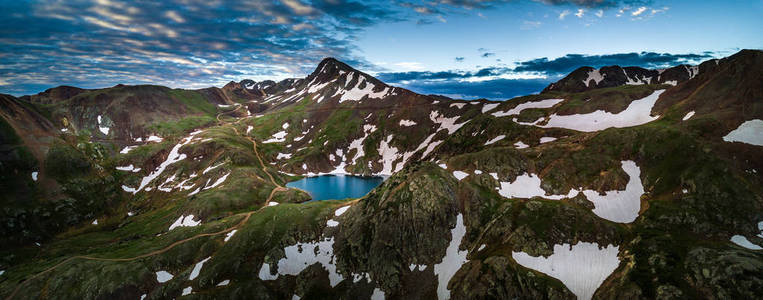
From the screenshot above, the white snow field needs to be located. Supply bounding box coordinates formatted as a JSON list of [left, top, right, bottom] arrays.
[[496, 173, 578, 200], [258, 237, 344, 287], [492, 98, 564, 118], [539, 90, 665, 132], [722, 119, 763, 146], [434, 214, 469, 300], [512, 242, 621, 300], [582, 160, 644, 223]]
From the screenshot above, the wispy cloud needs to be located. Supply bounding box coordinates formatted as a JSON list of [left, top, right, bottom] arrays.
[[559, 9, 571, 20], [521, 20, 542, 30], [631, 6, 647, 16], [0, 0, 404, 95]]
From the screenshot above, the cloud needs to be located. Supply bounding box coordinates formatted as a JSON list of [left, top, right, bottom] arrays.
[[513, 52, 715, 75], [521, 20, 542, 29], [559, 10, 571, 19], [394, 77, 552, 100], [377, 67, 552, 99], [393, 62, 426, 71], [0, 0, 398, 95], [575, 9, 585, 18], [651, 6, 669, 15], [538, 0, 652, 8], [631, 6, 647, 16], [595, 9, 604, 17]]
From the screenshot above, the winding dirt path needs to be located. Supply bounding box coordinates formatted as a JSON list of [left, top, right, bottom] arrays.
[[5, 112, 285, 300]]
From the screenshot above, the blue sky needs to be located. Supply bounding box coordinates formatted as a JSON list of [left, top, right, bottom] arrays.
[[0, 0, 761, 99]]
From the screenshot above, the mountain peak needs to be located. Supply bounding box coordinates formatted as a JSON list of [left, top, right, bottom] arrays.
[[312, 57, 356, 78]]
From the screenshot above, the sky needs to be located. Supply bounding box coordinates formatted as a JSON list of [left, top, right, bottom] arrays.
[[0, 0, 761, 99]]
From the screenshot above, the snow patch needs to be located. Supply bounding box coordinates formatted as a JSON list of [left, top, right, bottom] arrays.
[[264, 130, 288, 143], [169, 215, 201, 231], [682, 111, 695, 121], [484, 135, 505, 145], [434, 214, 468, 300], [539, 137, 557, 144], [496, 173, 576, 200], [584, 69, 605, 87], [512, 242, 620, 300], [189, 257, 211, 280], [203, 162, 225, 174], [452, 171, 469, 180], [539, 90, 664, 132], [492, 98, 564, 117], [722, 119, 763, 146], [258, 237, 343, 287], [156, 271, 173, 283], [146, 135, 163, 143], [399, 119, 417, 126], [730, 235, 762, 250], [130, 134, 195, 194], [582, 160, 644, 223], [482, 103, 499, 113], [224, 230, 237, 242], [203, 172, 231, 190], [335, 206, 350, 216], [119, 146, 137, 154], [371, 288, 386, 300]]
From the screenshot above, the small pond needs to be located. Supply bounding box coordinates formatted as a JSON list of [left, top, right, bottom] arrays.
[[286, 175, 384, 201]]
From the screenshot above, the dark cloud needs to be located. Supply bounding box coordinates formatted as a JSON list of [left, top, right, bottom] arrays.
[[538, 0, 652, 8], [376, 66, 553, 100], [455, 57, 465, 62], [395, 78, 552, 100], [377, 49, 715, 100], [408, 0, 651, 13], [513, 52, 715, 75], [377, 67, 513, 82]]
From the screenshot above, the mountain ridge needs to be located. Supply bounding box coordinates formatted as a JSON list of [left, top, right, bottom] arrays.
[[0, 49, 760, 300]]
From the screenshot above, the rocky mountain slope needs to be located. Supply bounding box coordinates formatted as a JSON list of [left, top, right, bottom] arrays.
[[0, 50, 761, 300]]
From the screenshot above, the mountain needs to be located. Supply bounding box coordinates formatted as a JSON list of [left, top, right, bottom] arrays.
[[0, 50, 761, 300], [542, 62, 705, 93]]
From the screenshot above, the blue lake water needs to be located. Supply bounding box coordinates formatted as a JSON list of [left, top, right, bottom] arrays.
[[286, 175, 384, 201]]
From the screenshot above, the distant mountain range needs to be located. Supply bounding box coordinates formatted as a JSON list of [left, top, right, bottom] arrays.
[[0, 49, 761, 300]]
